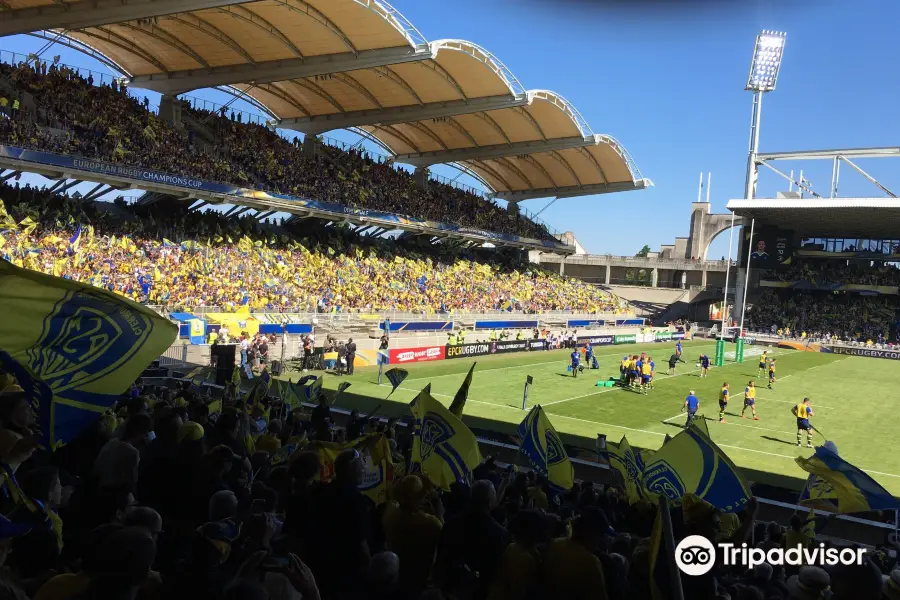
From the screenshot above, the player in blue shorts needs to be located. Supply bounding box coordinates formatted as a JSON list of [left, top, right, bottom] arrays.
[[570, 349, 580, 378], [757, 351, 769, 378], [718, 382, 729, 423], [699, 354, 710, 378], [629, 355, 640, 388], [793, 397, 815, 448], [640, 359, 653, 394], [741, 380, 758, 420], [768, 359, 777, 389], [676, 340, 682, 357]]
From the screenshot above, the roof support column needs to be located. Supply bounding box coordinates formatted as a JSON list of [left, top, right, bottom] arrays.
[[414, 167, 429, 191], [303, 136, 321, 158], [507, 200, 520, 216], [159, 95, 183, 130]]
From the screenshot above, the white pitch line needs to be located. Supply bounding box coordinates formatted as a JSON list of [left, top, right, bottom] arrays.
[[716, 443, 900, 480], [542, 350, 786, 409], [662, 412, 686, 424], [755, 396, 835, 410], [403, 342, 719, 382], [542, 385, 620, 406], [386, 386, 900, 481]]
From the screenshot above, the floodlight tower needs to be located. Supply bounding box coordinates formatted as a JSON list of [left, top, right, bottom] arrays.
[[726, 31, 786, 365], [743, 30, 786, 199]]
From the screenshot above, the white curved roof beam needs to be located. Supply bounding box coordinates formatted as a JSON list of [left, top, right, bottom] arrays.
[[281, 94, 529, 135], [129, 46, 431, 95], [394, 135, 596, 166], [495, 180, 653, 202], [0, 0, 250, 37]]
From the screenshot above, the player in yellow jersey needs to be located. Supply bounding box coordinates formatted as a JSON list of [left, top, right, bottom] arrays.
[[640, 359, 653, 394], [627, 355, 639, 388], [718, 382, 729, 423], [767, 359, 777, 389], [741, 380, 758, 420], [757, 351, 769, 378], [793, 397, 815, 448]]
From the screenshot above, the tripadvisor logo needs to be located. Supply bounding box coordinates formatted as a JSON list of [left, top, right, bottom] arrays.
[[675, 535, 866, 576]]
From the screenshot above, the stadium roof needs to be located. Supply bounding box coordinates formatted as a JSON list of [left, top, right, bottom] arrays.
[[727, 198, 900, 239], [2, 0, 650, 199]]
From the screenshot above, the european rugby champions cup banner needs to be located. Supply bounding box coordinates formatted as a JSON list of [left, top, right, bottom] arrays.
[[0, 145, 569, 252]]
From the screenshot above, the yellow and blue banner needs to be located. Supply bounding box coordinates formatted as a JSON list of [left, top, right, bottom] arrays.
[[384, 368, 408, 397], [310, 433, 394, 505], [798, 473, 839, 511], [642, 424, 751, 513], [516, 405, 574, 490], [410, 387, 481, 490], [795, 446, 900, 513], [607, 435, 647, 504], [0, 260, 177, 449], [67, 224, 82, 254], [282, 378, 304, 412], [305, 376, 323, 404], [448, 362, 475, 418]]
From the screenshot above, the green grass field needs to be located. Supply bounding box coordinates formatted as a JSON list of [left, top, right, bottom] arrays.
[[283, 339, 900, 496]]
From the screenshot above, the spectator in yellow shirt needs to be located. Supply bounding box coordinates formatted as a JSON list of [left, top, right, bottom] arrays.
[[541, 507, 610, 600], [382, 474, 443, 597]]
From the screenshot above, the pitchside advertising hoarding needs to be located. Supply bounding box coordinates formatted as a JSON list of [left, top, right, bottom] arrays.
[[390, 330, 686, 363], [577, 335, 614, 346], [445, 340, 530, 359], [388, 346, 445, 364], [828, 346, 900, 360]]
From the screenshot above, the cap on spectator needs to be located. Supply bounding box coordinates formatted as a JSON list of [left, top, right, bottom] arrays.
[[682, 493, 717, 525], [883, 569, 900, 600], [786, 566, 830, 600], [177, 421, 205, 443]]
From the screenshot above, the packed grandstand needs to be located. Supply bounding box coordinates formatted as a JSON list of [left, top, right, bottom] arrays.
[[0, 59, 556, 242], [2, 4, 900, 600]]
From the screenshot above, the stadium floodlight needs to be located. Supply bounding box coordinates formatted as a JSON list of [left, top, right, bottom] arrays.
[[745, 31, 786, 92], [734, 30, 788, 350]]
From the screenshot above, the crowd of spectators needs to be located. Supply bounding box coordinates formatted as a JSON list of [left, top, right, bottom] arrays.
[[0, 59, 553, 242], [0, 181, 629, 315], [746, 289, 898, 345], [767, 263, 900, 287], [0, 352, 899, 600]]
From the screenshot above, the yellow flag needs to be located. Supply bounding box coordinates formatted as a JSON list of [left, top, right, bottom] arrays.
[[516, 405, 574, 490], [606, 436, 647, 504], [0, 261, 177, 449], [409, 386, 482, 490], [18, 216, 37, 235], [310, 434, 394, 505]]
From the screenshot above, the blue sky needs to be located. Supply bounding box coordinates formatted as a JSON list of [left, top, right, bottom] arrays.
[[3, 0, 899, 257]]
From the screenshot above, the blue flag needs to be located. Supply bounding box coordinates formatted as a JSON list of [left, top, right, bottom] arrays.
[[384, 368, 409, 397], [517, 405, 574, 490], [0, 260, 177, 449], [795, 446, 900, 513]]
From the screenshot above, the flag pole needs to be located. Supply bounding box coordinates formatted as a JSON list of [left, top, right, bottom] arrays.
[[660, 495, 685, 600]]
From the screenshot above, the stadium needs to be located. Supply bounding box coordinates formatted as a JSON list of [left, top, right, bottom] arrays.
[[0, 2, 899, 599]]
